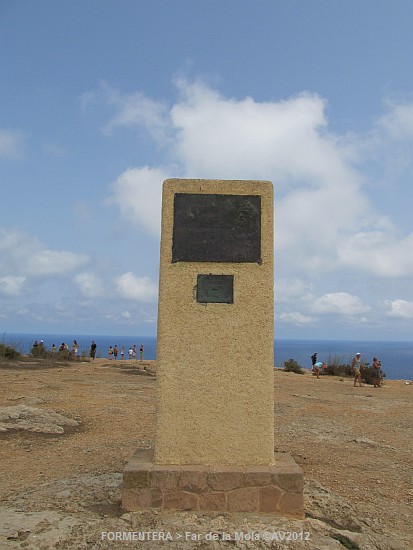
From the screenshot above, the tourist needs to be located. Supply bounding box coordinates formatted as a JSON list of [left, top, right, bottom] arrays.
[[72, 340, 78, 357], [108, 346, 114, 359], [132, 345, 137, 360], [52, 344, 56, 353], [114, 345, 118, 360], [128, 347, 133, 360], [90, 340, 97, 360], [352, 352, 362, 387], [310, 352, 317, 374], [313, 361, 326, 379], [139, 344, 144, 361], [120, 346, 125, 360], [373, 357, 383, 388]]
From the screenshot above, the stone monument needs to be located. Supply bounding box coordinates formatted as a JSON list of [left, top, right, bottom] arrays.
[[122, 179, 304, 517]]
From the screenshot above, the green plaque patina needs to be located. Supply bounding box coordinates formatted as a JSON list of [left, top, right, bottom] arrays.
[[196, 274, 234, 304]]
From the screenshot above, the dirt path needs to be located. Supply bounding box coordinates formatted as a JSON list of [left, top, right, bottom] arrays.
[[0, 359, 412, 549]]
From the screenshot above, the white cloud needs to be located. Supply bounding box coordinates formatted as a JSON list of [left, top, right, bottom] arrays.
[[313, 292, 370, 316], [338, 230, 413, 277], [385, 299, 413, 318], [80, 82, 171, 143], [278, 312, 314, 324], [378, 101, 413, 140], [276, 185, 370, 273], [0, 227, 89, 278], [108, 166, 167, 236], [0, 129, 24, 160], [0, 228, 22, 254], [115, 272, 158, 303], [0, 276, 26, 296], [171, 80, 355, 184], [105, 93, 169, 142], [275, 279, 314, 303], [25, 250, 88, 276], [74, 272, 104, 298]]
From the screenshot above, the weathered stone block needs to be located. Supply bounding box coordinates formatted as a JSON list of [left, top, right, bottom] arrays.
[[227, 487, 260, 512], [163, 490, 198, 511], [207, 470, 244, 491], [199, 492, 227, 511], [259, 485, 283, 513], [123, 467, 151, 488], [272, 472, 304, 493], [179, 470, 209, 493], [151, 470, 179, 491], [279, 491, 305, 519], [242, 469, 272, 487]]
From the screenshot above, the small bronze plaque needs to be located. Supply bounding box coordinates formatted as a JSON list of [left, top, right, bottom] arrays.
[[172, 193, 261, 263], [197, 274, 234, 304]]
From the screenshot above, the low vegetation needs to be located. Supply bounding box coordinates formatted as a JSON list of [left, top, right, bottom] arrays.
[[0, 342, 21, 361], [0, 338, 89, 369], [30, 344, 89, 363], [323, 354, 353, 377], [283, 358, 305, 374], [359, 364, 386, 385]]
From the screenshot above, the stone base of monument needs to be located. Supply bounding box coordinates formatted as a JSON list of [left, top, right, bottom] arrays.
[[122, 448, 304, 518]]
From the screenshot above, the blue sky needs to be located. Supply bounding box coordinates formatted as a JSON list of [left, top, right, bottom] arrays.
[[1, 0, 413, 340]]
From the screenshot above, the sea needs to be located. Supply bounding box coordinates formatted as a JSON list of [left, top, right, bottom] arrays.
[[2, 333, 412, 381]]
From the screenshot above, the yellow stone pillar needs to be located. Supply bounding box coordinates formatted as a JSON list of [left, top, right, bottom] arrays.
[[154, 179, 274, 466]]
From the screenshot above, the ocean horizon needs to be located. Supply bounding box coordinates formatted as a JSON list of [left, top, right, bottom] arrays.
[[2, 332, 412, 381]]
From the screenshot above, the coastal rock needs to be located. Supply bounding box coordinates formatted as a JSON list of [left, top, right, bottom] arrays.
[[0, 405, 79, 434]]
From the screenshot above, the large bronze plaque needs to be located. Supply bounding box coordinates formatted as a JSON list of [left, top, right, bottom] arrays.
[[172, 194, 261, 263], [197, 274, 234, 304]]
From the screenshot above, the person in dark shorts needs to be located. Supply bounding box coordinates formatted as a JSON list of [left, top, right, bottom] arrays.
[[90, 340, 97, 360]]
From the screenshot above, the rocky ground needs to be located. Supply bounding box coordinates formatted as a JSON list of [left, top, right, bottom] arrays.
[[0, 357, 412, 549]]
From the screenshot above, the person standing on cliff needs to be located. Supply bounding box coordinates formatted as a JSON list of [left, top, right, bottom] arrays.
[[311, 352, 318, 374], [373, 357, 383, 388], [90, 340, 97, 360], [72, 340, 78, 357], [352, 352, 362, 387]]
